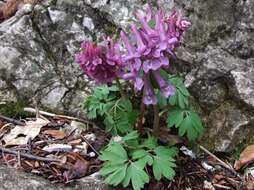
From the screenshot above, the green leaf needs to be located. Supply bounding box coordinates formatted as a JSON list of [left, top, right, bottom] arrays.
[[142, 135, 158, 149], [169, 92, 177, 105], [187, 126, 199, 141], [108, 85, 119, 91], [122, 131, 139, 142], [132, 149, 153, 166], [189, 112, 204, 133], [178, 85, 190, 96], [159, 69, 169, 80], [86, 107, 97, 119], [128, 110, 139, 126], [100, 163, 124, 176], [177, 92, 186, 109], [102, 98, 137, 136], [167, 108, 184, 128], [177, 111, 203, 141], [156, 91, 167, 109], [123, 160, 149, 190], [100, 142, 128, 163], [178, 113, 191, 137], [104, 115, 115, 134], [168, 75, 190, 108], [83, 85, 120, 120], [154, 146, 178, 158], [118, 98, 132, 111], [105, 164, 127, 186], [152, 146, 177, 180]]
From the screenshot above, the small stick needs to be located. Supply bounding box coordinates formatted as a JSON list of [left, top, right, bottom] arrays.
[[0, 146, 60, 162], [213, 184, 231, 189], [17, 150, 21, 167], [199, 145, 239, 176], [0, 114, 25, 126], [81, 135, 100, 156], [1, 148, 12, 167], [24, 107, 94, 125]]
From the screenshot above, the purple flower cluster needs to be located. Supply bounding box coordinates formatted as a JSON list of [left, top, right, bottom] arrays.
[[75, 7, 190, 105], [120, 8, 190, 105], [75, 38, 122, 85]]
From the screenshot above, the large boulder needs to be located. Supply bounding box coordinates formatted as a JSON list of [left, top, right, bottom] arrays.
[[0, 0, 253, 152]]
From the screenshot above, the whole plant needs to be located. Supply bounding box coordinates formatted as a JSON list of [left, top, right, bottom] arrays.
[[75, 6, 203, 190]]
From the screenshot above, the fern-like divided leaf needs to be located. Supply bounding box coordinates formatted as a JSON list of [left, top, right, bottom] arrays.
[[100, 134, 178, 190], [168, 75, 190, 109], [103, 98, 138, 135], [152, 146, 177, 180], [83, 85, 118, 119], [100, 142, 149, 190], [84, 85, 138, 136], [167, 108, 203, 141]]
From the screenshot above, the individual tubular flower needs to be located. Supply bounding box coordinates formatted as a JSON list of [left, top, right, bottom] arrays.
[[120, 6, 190, 105], [152, 70, 174, 98], [75, 39, 122, 85], [143, 74, 157, 105]]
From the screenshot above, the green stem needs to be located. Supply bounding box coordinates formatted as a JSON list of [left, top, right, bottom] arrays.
[[153, 104, 160, 134], [116, 78, 125, 98]]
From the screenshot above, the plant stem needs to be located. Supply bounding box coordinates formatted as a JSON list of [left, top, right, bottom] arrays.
[[137, 97, 145, 132], [153, 104, 160, 134], [116, 78, 125, 98]]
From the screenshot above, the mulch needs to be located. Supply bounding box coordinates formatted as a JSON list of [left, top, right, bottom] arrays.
[[0, 112, 252, 189]]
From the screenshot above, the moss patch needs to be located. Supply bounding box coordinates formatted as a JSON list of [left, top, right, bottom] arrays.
[[0, 98, 31, 118]]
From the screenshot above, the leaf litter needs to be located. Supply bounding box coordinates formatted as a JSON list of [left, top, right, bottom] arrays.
[[0, 112, 109, 183], [0, 112, 253, 189]]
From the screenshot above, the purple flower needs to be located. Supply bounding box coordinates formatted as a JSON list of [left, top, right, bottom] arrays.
[[119, 7, 190, 105], [152, 70, 175, 98], [166, 11, 191, 43], [143, 74, 157, 105], [75, 39, 122, 85]]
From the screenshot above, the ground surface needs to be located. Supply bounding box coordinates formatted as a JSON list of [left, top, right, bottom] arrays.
[[0, 113, 253, 190]]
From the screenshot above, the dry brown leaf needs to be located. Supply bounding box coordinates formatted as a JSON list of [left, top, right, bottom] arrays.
[[34, 161, 40, 168], [43, 129, 65, 139], [3, 118, 49, 146], [234, 145, 254, 170], [0, 0, 39, 20]]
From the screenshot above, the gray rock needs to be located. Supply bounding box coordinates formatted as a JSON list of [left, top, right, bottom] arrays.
[[0, 0, 254, 152], [0, 165, 114, 190]]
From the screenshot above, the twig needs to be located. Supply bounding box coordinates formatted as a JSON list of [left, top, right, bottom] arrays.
[[17, 150, 21, 167], [0, 146, 60, 162], [199, 145, 239, 176], [81, 136, 100, 156], [213, 184, 231, 189], [0, 114, 25, 126], [24, 107, 94, 125]]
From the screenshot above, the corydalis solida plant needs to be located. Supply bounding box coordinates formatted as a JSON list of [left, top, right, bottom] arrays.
[[76, 6, 202, 190], [75, 7, 190, 105]]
